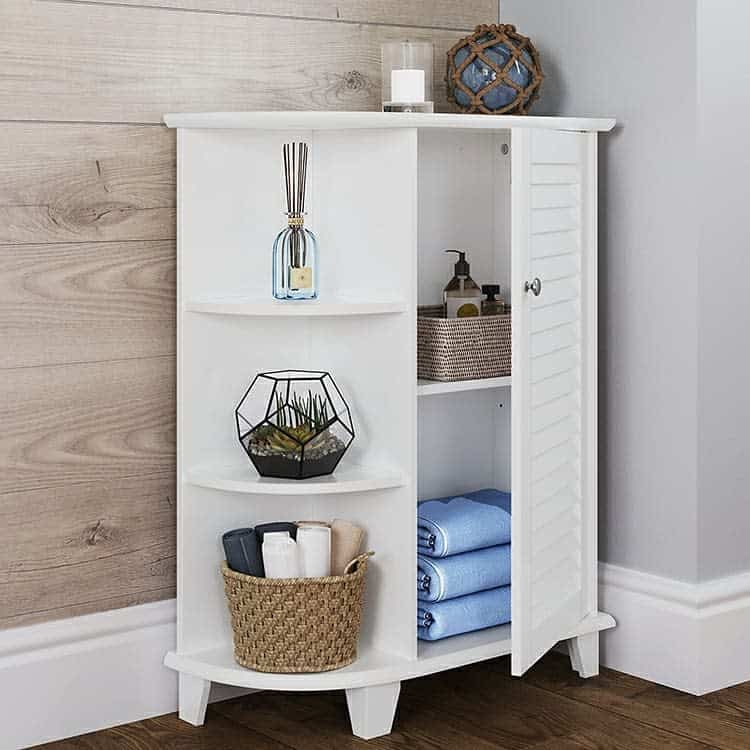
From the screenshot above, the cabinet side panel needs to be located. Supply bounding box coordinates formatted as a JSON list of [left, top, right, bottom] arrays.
[[581, 133, 599, 616]]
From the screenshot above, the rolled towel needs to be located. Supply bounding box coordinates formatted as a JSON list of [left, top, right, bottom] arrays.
[[297, 525, 331, 577], [418, 544, 510, 602], [330, 519, 364, 575], [262, 533, 301, 579], [255, 521, 298, 541], [417, 586, 511, 641], [418, 491, 511, 557], [222, 527, 264, 577]]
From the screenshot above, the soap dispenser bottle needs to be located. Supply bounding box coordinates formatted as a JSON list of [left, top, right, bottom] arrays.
[[443, 249, 482, 318]]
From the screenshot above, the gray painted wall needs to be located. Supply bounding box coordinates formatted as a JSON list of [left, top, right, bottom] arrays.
[[502, 0, 700, 580], [696, 1, 750, 579]]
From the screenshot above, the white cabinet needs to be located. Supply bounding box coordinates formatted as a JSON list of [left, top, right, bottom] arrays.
[[163, 111, 616, 739]]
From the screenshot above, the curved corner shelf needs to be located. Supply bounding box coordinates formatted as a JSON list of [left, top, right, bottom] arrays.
[[184, 297, 408, 317], [165, 644, 409, 692], [417, 376, 512, 397], [164, 612, 615, 693], [185, 461, 405, 496]]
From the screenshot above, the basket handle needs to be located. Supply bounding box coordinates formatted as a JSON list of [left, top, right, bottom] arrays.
[[344, 551, 374, 576]]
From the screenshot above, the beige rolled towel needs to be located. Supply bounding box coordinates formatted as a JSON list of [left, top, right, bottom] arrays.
[[331, 519, 365, 575]]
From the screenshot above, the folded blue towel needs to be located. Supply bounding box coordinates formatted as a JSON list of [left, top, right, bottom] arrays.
[[418, 586, 511, 641], [417, 490, 511, 557], [418, 544, 510, 602]]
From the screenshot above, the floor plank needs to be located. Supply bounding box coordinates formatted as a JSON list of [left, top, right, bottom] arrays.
[[202, 656, 721, 750], [409, 660, 714, 750], [524, 651, 750, 750], [214, 686, 510, 750], [36, 711, 291, 749]]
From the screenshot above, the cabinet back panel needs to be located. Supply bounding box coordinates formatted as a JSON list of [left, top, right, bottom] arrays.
[[180, 129, 313, 300], [312, 129, 417, 301], [417, 390, 511, 501], [417, 130, 511, 306], [178, 487, 414, 659], [416, 129, 512, 509]]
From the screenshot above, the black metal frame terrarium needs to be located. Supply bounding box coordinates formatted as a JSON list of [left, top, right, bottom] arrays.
[[235, 370, 355, 480]]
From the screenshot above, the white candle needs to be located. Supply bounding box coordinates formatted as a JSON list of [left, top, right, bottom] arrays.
[[391, 68, 425, 103]]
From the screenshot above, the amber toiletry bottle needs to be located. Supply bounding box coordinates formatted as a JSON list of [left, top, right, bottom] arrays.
[[481, 284, 505, 315], [443, 250, 482, 318]]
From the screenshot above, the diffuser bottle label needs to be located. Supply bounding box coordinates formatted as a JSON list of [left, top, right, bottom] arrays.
[[290, 267, 312, 289]]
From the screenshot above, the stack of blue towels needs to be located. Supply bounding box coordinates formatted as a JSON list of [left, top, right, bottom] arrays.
[[417, 489, 511, 641]]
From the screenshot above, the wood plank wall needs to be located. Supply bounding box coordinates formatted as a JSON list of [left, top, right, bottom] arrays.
[[0, 0, 495, 628]]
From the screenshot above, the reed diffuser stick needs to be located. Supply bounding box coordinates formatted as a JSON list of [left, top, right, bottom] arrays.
[[282, 142, 310, 270]]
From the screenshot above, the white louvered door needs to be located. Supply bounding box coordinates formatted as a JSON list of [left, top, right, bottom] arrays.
[[511, 128, 598, 676]]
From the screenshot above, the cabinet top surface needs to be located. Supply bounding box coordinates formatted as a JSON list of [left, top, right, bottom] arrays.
[[163, 111, 615, 132]]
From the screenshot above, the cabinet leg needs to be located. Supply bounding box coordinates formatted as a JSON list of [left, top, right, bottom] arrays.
[[178, 673, 211, 726], [568, 632, 599, 678], [345, 681, 401, 739]]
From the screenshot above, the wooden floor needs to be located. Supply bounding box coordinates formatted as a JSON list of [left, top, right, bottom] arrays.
[[38, 652, 750, 749]]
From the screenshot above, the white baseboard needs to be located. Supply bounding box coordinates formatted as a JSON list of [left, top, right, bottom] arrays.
[[0, 599, 248, 750], [5, 566, 750, 748], [599, 563, 750, 695]]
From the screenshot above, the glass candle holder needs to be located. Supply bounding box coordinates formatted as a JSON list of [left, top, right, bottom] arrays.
[[381, 41, 434, 113]]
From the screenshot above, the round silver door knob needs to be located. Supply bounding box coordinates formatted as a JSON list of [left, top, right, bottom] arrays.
[[525, 277, 542, 296]]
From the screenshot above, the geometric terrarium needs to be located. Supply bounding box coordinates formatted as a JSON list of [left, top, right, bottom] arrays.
[[235, 370, 354, 480]]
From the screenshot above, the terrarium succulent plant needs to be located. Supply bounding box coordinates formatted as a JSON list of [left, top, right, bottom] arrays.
[[235, 371, 354, 480], [256, 391, 332, 454]]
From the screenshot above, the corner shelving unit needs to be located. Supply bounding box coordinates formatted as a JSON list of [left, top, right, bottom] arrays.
[[164, 111, 616, 741]]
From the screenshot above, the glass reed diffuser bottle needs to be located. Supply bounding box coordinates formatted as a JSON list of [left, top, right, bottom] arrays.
[[272, 142, 318, 300]]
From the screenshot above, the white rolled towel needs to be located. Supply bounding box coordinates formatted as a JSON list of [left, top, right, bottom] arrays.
[[262, 532, 301, 579], [297, 525, 331, 578]]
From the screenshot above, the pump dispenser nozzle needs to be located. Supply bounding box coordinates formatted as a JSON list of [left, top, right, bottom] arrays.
[[445, 249, 470, 277]]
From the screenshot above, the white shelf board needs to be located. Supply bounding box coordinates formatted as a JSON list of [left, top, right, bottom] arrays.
[[185, 297, 407, 317], [416, 612, 615, 675], [417, 624, 511, 669], [185, 460, 405, 496], [417, 376, 512, 397], [164, 613, 615, 692], [165, 644, 411, 692], [164, 111, 616, 133]]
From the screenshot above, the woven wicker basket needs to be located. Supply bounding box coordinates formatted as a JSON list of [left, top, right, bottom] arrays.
[[417, 305, 511, 382], [221, 552, 373, 673]]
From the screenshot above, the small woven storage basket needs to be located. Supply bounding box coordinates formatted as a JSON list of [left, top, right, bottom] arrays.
[[221, 552, 373, 673], [417, 305, 511, 382]]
